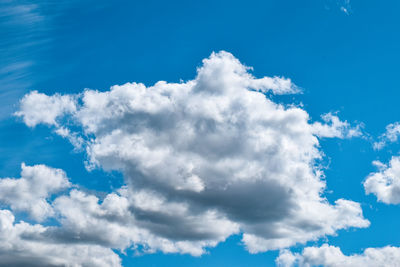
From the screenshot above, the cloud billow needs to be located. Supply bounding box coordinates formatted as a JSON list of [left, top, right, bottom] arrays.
[[364, 156, 400, 204], [0, 163, 70, 221], [12, 51, 368, 265]]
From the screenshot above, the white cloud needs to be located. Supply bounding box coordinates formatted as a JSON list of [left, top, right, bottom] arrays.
[[312, 112, 362, 139], [373, 122, 400, 150], [364, 156, 400, 204], [55, 126, 85, 150], [276, 244, 400, 267], [16, 51, 369, 255], [0, 209, 121, 267], [15, 90, 76, 127], [0, 163, 70, 221]]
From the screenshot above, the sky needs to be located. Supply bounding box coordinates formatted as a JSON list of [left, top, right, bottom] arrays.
[[1, 0, 400, 266]]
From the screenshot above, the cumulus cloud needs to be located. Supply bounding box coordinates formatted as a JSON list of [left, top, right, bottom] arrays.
[[0, 163, 70, 221], [276, 244, 400, 267], [15, 90, 76, 127], [0, 209, 121, 267], [16, 51, 368, 255], [364, 156, 400, 204], [373, 122, 400, 150]]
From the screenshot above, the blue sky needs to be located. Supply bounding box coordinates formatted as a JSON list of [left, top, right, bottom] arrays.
[[2, 0, 400, 266]]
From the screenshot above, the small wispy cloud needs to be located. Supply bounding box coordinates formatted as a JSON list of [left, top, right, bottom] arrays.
[[0, 1, 108, 119], [373, 122, 400, 150], [340, 0, 351, 14], [324, 0, 352, 14]]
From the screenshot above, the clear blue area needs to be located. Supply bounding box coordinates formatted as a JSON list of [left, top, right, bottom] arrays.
[[2, 0, 400, 266]]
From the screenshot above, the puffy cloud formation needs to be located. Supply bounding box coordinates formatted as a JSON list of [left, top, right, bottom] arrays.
[[276, 244, 400, 267], [0, 209, 121, 267], [15, 90, 76, 127], [49, 188, 235, 256], [16, 51, 368, 255], [374, 122, 400, 150], [0, 163, 70, 221], [364, 156, 400, 204]]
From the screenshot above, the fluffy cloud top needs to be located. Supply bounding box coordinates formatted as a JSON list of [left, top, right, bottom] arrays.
[[0, 163, 70, 221], [15, 91, 76, 127], [15, 51, 368, 256], [364, 156, 400, 204], [276, 244, 400, 267]]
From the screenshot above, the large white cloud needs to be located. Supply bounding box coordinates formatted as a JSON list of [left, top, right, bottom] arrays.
[[276, 244, 400, 267], [364, 156, 400, 204], [0, 163, 70, 221], [16, 51, 368, 255]]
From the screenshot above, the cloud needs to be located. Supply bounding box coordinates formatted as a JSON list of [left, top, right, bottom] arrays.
[[276, 244, 400, 267], [0, 209, 121, 267], [15, 91, 76, 127], [311, 112, 362, 139], [16, 51, 368, 255], [0, 163, 70, 221], [373, 122, 400, 150], [364, 156, 400, 204]]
